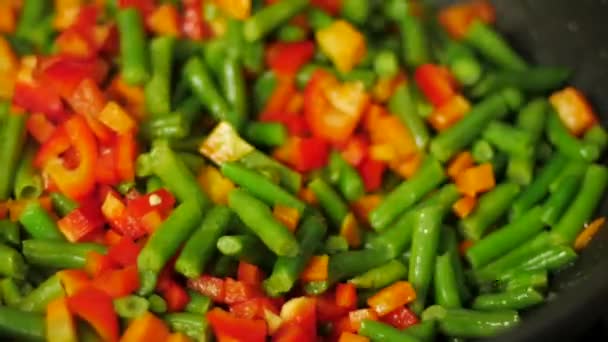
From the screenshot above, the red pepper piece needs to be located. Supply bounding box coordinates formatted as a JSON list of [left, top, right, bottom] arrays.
[[260, 111, 309, 136], [188, 276, 226, 303], [12, 81, 66, 122], [380, 306, 419, 330], [207, 308, 267, 342], [127, 188, 176, 218], [115, 132, 137, 182], [182, 0, 207, 40], [68, 78, 115, 143], [414, 64, 458, 108], [67, 287, 120, 342], [107, 237, 142, 267], [39, 57, 108, 99], [266, 41, 315, 76], [92, 265, 140, 299], [224, 278, 262, 305], [230, 297, 279, 320], [96, 141, 120, 185], [160, 281, 190, 313], [357, 157, 386, 192], [335, 283, 357, 309], [57, 197, 105, 242], [85, 251, 119, 278], [237, 261, 265, 287], [311, 0, 342, 15]]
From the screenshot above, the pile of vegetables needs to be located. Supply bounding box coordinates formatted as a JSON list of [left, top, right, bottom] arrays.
[[0, 0, 606, 341]]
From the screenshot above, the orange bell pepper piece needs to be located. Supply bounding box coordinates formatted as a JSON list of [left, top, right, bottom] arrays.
[[452, 196, 477, 219], [574, 217, 606, 251], [46, 297, 78, 342], [455, 163, 495, 197], [300, 255, 329, 282], [336, 283, 357, 309], [215, 0, 251, 20], [26, 113, 56, 144], [447, 151, 475, 179], [0, 3, 16, 34], [340, 213, 362, 248], [115, 132, 137, 182], [316, 20, 366, 73], [57, 269, 91, 296], [428, 94, 471, 131], [53, 0, 82, 30], [351, 194, 382, 224], [438, 0, 496, 39], [119, 311, 170, 342], [237, 261, 265, 287], [98, 101, 136, 134], [166, 332, 193, 342], [390, 153, 423, 179], [339, 332, 370, 342], [85, 251, 118, 277], [67, 287, 120, 342], [549, 87, 598, 136], [367, 281, 417, 316], [147, 4, 181, 37], [197, 165, 235, 205], [348, 308, 378, 332], [273, 205, 301, 233], [92, 265, 140, 299]]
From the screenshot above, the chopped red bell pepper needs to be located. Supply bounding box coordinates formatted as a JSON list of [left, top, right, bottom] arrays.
[[85, 251, 119, 278], [280, 297, 317, 341], [39, 57, 108, 99], [339, 134, 369, 167], [335, 283, 357, 309], [380, 306, 419, 330], [230, 297, 279, 320], [12, 81, 66, 122], [127, 188, 176, 218], [57, 198, 105, 242], [207, 308, 267, 342], [304, 70, 369, 143], [272, 323, 310, 342], [357, 157, 386, 192], [316, 293, 349, 322], [188, 275, 226, 303], [311, 0, 342, 15], [57, 269, 92, 296], [160, 280, 190, 312], [348, 308, 378, 332], [237, 261, 265, 287], [68, 78, 115, 143], [96, 141, 120, 185], [293, 136, 330, 172], [414, 64, 458, 108], [182, 0, 207, 40], [262, 76, 297, 116], [266, 41, 315, 76], [92, 265, 140, 299], [107, 237, 142, 267], [115, 132, 137, 182], [224, 278, 263, 305], [260, 111, 309, 136], [26, 113, 56, 144], [67, 287, 120, 342]]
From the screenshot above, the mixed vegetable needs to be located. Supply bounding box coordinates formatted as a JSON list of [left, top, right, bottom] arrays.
[[0, 0, 606, 341]]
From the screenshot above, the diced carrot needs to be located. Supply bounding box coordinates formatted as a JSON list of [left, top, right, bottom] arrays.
[[120, 312, 170, 342], [452, 196, 477, 219], [335, 283, 357, 309], [273, 205, 301, 233], [339, 332, 370, 342], [438, 0, 496, 39], [367, 281, 417, 316], [298, 187, 318, 205], [455, 163, 495, 197], [351, 194, 382, 224], [574, 217, 606, 251], [300, 255, 329, 282], [147, 4, 181, 37], [428, 95, 471, 131], [340, 213, 362, 248], [348, 308, 378, 331], [550, 87, 597, 136], [447, 151, 475, 179]]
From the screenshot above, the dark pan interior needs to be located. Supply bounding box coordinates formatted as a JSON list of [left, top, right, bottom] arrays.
[[435, 0, 608, 340]]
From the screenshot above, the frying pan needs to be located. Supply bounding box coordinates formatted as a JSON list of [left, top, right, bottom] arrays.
[[435, 0, 608, 340]]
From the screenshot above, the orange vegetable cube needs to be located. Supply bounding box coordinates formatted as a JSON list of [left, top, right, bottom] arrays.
[[46, 297, 78, 342], [447, 151, 475, 179], [300, 255, 329, 282], [340, 213, 362, 248], [452, 196, 477, 219], [273, 205, 301, 233], [215, 0, 252, 20], [119, 312, 170, 342], [147, 4, 181, 37], [316, 20, 367, 73], [348, 309, 378, 331], [197, 165, 236, 205], [98, 101, 136, 134], [367, 281, 416, 316], [455, 163, 495, 197], [550, 87, 597, 136], [428, 95, 471, 131]]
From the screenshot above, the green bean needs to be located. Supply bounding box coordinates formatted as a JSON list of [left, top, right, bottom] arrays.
[[584, 124, 608, 153], [240, 150, 302, 194], [471, 139, 494, 163], [222, 162, 306, 213], [140, 114, 190, 140], [175, 206, 233, 279], [440, 227, 472, 303], [511, 153, 568, 219], [483, 122, 533, 158], [0, 244, 27, 280], [242, 40, 265, 74], [330, 249, 392, 284], [0, 112, 26, 200], [219, 57, 248, 131], [22, 240, 106, 269], [466, 206, 545, 269], [404, 321, 436, 342], [164, 313, 209, 341], [549, 161, 587, 193], [501, 245, 577, 279], [145, 36, 175, 117], [150, 140, 210, 210], [0, 278, 23, 306], [116, 8, 150, 85], [244, 0, 308, 42], [217, 235, 275, 268], [506, 156, 534, 186], [185, 291, 212, 315], [434, 253, 462, 309], [389, 84, 430, 149], [148, 294, 167, 314], [423, 305, 520, 338], [504, 271, 548, 292], [460, 183, 521, 240], [145, 176, 163, 194], [547, 112, 599, 162], [541, 175, 583, 226], [19, 201, 65, 240], [254, 70, 278, 110], [341, 0, 370, 25], [465, 21, 527, 71], [113, 296, 149, 318], [308, 7, 334, 30], [349, 260, 407, 289], [0, 220, 20, 246], [359, 320, 421, 342], [19, 274, 64, 313], [308, 177, 349, 227], [0, 306, 45, 341], [367, 184, 459, 258], [430, 91, 509, 162], [409, 205, 445, 313], [228, 189, 300, 257], [374, 49, 399, 78], [13, 144, 42, 200], [183, 58, 238, 128], [340, 68, 377, 89], [169, 135, 205, 153], [479, 67, 570, 95], [138, 201, 203, 294], [323, 235, 349, 255], [450, 56, 483, 86], [400, 13, 429, 67], [15, 0, 50, 50], [178, 152, 205, 174], [328, 152, 365, 202], [210, 255, 238, 278], [370, 156, 446, 231], [552, 164, 608, 245], [263, 215, 327, 297], [277, 24, 307, 42], [245, 122, 287, 147]]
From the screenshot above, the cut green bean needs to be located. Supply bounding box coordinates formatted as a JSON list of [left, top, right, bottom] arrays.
[[0, 112, 26, 200], [19, 274, 64, 313], [465, 21, 527, 71], [0, 306, 45, 341], [175, 206, 233, 279], [328, 152, 365, 202], [370, 156, 446, 231], [423, 305, 520, 338], [148, 294, 167, 314], [228, 189, 300, 257], [541, 175, 583, 226], [13, 144, 42, 200], [217, 235, 275, 268], [0, 278, 23, 306], [330, 249, 392, 284], [185, 291, 212, 315], [466, 206, 546, 269], [483, 121, 533, 157], [308, 7, 334, 30], [164, 313, 209, 341], [22, 240, 106, 269], [240, 150, 302, 194], [349, 260, 407, 289], [210, 255, 238, 278], [359, 320, 422, 342], [145, 36, 175, 117], [0, 244, 27, 280], [471, 139, 495, 163], [504, 271, 548, 292], [547, 112, 599, 162], [434, 253, 462, 309], [0, 220, 21, 246], [19, 202, 64, 240], [476, 67, 570, 94], [400, 13, 429, 67], [245, 122, 287, 147], [389, 83, 430, 149], [500, 245, 577, 280], [342, 0, 370, 25], [584, 124, 608, 153], [219, 57, 248, 131], [308, 177, 349, 227], [117, 8, 150, 85], [473, 287, 544, 311], [323, 235, 349, 255], [114, 296, 149, 318], [244, 0, 308, 42], [460, 183, 521, 240]]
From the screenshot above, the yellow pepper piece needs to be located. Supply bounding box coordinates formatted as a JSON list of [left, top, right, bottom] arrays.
[[316, 20, 367, 73]]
